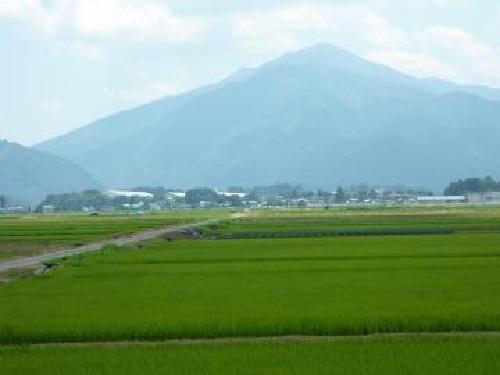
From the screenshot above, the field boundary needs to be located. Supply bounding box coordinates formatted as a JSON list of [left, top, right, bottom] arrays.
[[7, 331, 500, 348], [0, 218, 220, 272]]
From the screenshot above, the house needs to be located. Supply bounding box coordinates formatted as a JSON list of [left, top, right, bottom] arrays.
[[165, 192, 186, 200], [467, 192, 500, 204], [149, 203, 162, 211], [122, 202, 144, 209], [106, 190, 154, 199], [217, 192, 248, 198], [5, 206, 28, 213], [42, 205, 55, 214], [417, 196, 466, 204]]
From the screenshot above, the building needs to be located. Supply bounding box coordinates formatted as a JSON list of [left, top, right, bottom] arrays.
[[4, 206, 28, 213], [417, 196, 466, 204], [199, 200, 215, 208], [149, 203, 162, 211], [99, 206, 115, 212], [106, 190, 154, 199], [467, 192, 500, 204], [122, 202, 144, 209], [42, 205, 55, 214], [217, 192, 248, 198], [165, 192, 186, 200]]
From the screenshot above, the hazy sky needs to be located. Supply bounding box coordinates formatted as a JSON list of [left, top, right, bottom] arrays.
[[2, 0, 500, 145]]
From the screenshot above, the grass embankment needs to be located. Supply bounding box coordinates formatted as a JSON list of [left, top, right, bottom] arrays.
[[0, 211, 223, 260], [1, 233, 500, 343], [1, 337, 500, 374]]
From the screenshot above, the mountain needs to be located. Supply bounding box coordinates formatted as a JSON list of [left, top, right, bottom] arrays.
[[36, 44, 500, 189], [0, 140, 102, 204], [416, 78, 500, 102]]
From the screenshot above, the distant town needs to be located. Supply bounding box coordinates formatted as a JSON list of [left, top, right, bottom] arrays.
[[2, 177, 500, 214]]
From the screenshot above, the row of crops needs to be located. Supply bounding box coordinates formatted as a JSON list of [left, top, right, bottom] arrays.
[[210, 228, 455, 239]]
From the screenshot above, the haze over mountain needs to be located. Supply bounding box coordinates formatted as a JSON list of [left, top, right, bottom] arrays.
[[36, 44, 500, 190], [0, 140, 102, 204]]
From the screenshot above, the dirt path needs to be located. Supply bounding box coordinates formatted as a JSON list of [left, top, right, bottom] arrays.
[[0, 218, 219, 273], [8, 332, 500, 348]]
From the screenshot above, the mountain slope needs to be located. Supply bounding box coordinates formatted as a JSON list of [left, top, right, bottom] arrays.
[[36, 44, 500, 189], [417, 77, 500, 101], [0, 141, 102, 204]]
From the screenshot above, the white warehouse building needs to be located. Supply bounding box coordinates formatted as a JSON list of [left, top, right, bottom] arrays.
[[417, 196, 466, 204], [106, 190, 154, 199]]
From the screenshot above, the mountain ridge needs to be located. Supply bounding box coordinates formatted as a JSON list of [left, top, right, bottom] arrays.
[[36, 43, 500, 189], [0, 140, 102, 204]]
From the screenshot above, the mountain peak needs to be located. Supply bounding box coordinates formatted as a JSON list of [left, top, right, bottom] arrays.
[[35, 45, 500, 190], [264, 43, 418, 86], [299, 43, 356, 57], [273, 43, 360, 66]]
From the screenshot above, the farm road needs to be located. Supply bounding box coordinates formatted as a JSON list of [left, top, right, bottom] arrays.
[[0, 218, 220, 273]]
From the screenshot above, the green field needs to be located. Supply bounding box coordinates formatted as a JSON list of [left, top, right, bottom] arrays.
[[1, 207, 500, 372], [201, 207, 500, 238], [0, 211, 222, 260], [1, 337, 500, 375], [1, 232, 500, 343]]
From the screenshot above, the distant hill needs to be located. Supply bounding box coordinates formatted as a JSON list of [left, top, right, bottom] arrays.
[[36, 44, 500, 189], [0, 141, 102, 204]]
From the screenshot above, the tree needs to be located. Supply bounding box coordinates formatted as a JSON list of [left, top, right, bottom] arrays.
[[185, 188, 217, 205], [226, 196, 243, 207], [357, 190, 368, 201], [37, 190, 112, 212], [482, 176, 497, 192], [335, 186, 345, 203], [444, 176, 500, 195], [368, 189, 377, 200]]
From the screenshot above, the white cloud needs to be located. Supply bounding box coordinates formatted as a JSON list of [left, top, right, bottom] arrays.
[[6, 1, 499, 87], [229, 4, 420, 64], [101, 81, 182, 106], [361, 12, 410, 48], [72, 0, 204, 42], [231, 4, 330, 59], [232, 5, 334, 40], [0, 0, 32, 17], [367, 25, 500, 86], [231, 4, 500, 87], [365, 49, 457, 79], [0, 0, 205, 42], [419, 26, 500, 85], [69, 41, 109, 62], [144, 82, 181, 98], [0, 0, 61, 34], [230, 4, 372, 63], [39, 100, 64, 113]]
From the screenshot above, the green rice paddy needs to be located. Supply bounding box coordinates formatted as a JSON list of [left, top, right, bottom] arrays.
[[0, 211, 222, 260], [1, 232, 500, 343], [1, 207, 500, 372], [201, 207, 500, 238], [1, 337, 500, 375]]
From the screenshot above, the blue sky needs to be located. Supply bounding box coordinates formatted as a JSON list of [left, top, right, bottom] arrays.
[[1, 0, 500, 145]]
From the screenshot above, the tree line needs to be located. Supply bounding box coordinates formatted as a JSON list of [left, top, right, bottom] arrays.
[[0, 195, 6, 209], [444, 176, 500, 196]]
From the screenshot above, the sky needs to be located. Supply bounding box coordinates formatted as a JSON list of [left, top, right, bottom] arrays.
[[1, 0, 500, 146]]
